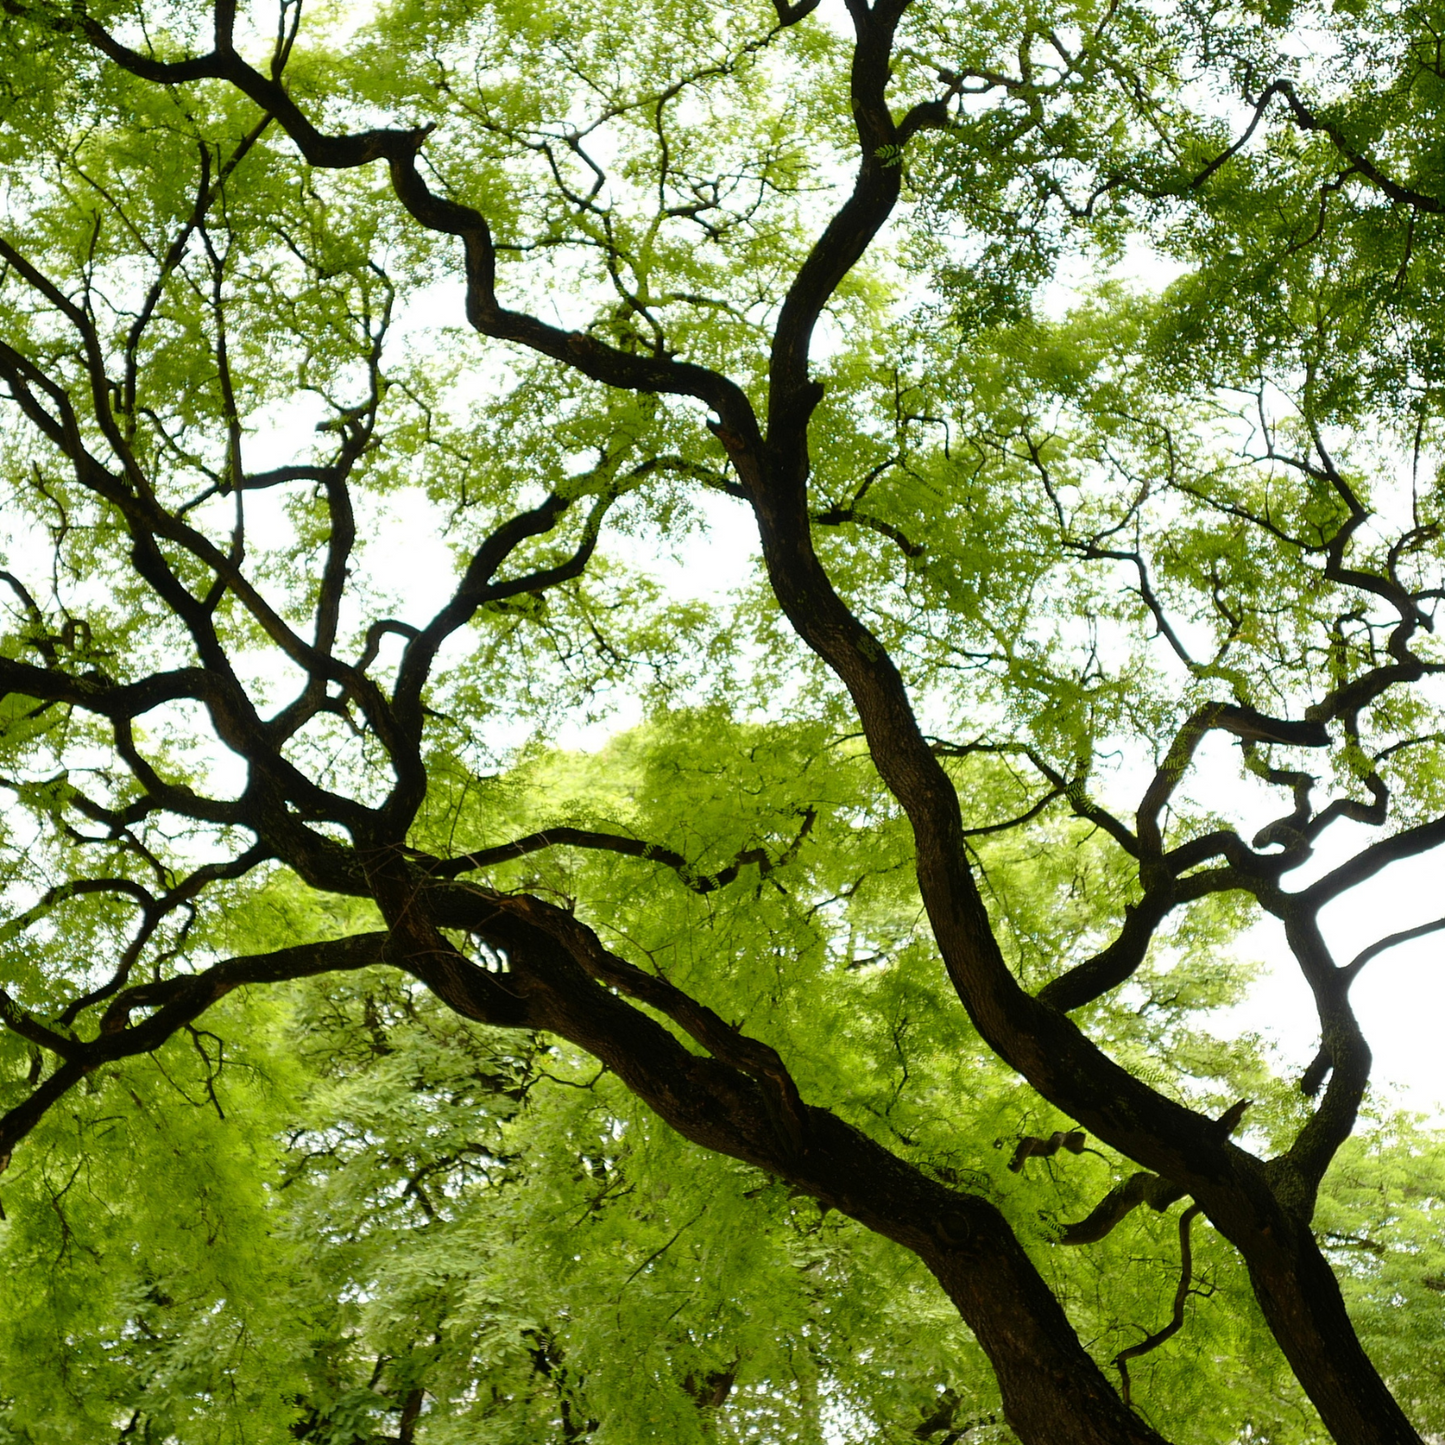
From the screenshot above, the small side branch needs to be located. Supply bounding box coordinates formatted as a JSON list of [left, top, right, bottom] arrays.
[[1049, 1103, 1248, 1245], [0, 932, 390, 1159], [1341, 914, 1445, 983], [430, 811, 816, 894], [811, 503, 926, 558], [771, 0, 823, 23], [1009, 1129, 1086, 1172], [1137, 703, 1328, 854], [1114, 1203, 1205, 1408]]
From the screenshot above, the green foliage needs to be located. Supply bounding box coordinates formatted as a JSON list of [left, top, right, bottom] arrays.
[[0, 733, 1370, 1442], [1, 0, 1444, 1439]]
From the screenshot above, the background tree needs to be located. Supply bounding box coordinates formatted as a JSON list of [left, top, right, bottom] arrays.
[[0, 0, 1443, 1441]]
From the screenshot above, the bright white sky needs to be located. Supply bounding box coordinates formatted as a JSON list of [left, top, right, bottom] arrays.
[[1239, 839, 1445, 1122]]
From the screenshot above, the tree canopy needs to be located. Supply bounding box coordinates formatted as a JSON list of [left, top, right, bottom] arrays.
[[1, 0, 1444, 1441]]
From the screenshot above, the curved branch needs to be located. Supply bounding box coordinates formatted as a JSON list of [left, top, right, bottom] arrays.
[[1114, 1204, 1205, 1409], [1056, 1102, 1247, 1245], [428, 810, 816, 894], [1137, 704, 1329, 855], [811, 504, 927, 558], [1037, 891, 1177, 1013], [0, 932, 389, 1159], [770, 0, 823, 24], [1341, 915, 1445, 982], [961, 786, 1063, 838], [766, 2, 911, 450], [1273, 80, 1444, 214], [54, 845, 271, 1027], [1059, 1171, 1184, 1245], [1302, 811, 1445, 907]]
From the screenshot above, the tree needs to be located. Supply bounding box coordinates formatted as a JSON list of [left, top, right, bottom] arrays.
[[0, 0, 1443, 1440]]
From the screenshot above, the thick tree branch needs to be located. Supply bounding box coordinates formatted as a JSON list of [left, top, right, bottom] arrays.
[[0, 4, 1426, 1439], [1302, 811, 1445, 907], [416, 884, 1167, 1445]]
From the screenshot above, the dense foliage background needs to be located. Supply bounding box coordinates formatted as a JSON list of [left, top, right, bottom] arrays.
[[1, 0, 1444, 1440]]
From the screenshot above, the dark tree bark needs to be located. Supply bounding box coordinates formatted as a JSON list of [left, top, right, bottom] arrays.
[[0, 1, 1438, 1441]]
